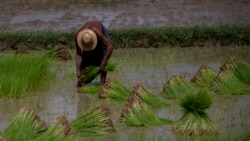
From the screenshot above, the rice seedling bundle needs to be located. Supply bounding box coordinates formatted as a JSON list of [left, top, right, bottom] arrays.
[[3, 107, 47, 141], [160, 75, 197, 99], [46, 44, 72, 60], [133, 83, 170, 108], [0, 132, 7, 141], [119, 91, 172, 126], [190, 65, 217, 88], [71, 106, 115, 137], [210, 70, 249, 95], [78, 85, 101, 94], [220, 56, 250, 84], [173, 90, 219, 136], [0, 54, 51, 99], [33, 115, 77, 141], [79, 63, 116, 85], [99, 77, 130, 101]]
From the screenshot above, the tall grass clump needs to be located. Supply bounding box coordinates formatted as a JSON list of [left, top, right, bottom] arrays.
[[3, 107, 47, 141], [132, 83, 170, 109], [119, 90, 173, 126], [71, 106, 115, 137], [79, 63, 116, 85], [160, 75, 197, 99], [33, 115, 77, 141], [99, 77, 130, 101], [0, 54, 52, 99], [210, 70, 249, 95], [220, 56, 250, 84], [190, 65, 217, 88], [173, 90, 219, 136]]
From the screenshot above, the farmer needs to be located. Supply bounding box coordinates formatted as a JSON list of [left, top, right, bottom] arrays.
[[75, 21, 113, 87]]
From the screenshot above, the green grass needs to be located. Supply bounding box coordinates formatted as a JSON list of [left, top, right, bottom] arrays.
[[0, 53, 52, 99]]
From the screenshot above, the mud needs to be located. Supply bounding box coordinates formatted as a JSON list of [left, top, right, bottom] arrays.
[[0, 0, 250, 31]]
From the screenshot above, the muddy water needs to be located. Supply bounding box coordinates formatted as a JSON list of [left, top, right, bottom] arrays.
[[0, 46, 249, 140], [1, 0, 250, 31]]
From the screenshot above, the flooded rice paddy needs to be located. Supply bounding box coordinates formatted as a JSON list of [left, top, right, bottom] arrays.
[[0, 46, 250, 140]]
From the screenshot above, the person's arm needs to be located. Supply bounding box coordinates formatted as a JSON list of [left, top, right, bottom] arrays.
[[92, 27, 113, 72], [75, 38, 82, 81]]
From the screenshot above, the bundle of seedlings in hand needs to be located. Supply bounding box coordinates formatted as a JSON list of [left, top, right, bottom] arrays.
[[99, 77, 130, 101], [220, 56, 250, 84], [190, 65, 217, 88], [46, 44, 72, 60], [33, 115, 77, 141], [71, 106, 115, 137], [78, 85, 101, 94], [79, 63, 116, 85], [0, 54, 52, 99], [119, 91, 172, 126], [173, 90, 219, 136], [133, 83, 170, 108], [161, 75, 197, 99], [3, 107, 47, 141], [210, 70, 249, 95]]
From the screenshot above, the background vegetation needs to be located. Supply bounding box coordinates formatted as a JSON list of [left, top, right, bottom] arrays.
[[0, 24, 249, 50]]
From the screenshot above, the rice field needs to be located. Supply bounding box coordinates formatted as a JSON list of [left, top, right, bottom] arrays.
[[0, 46, 250, 141]]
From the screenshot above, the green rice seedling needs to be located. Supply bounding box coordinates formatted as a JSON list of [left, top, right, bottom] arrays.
[[210, 70, 249, 95], [173, 90, 219, 136], [3, 107, 47, 141], [133, 83, 170, 109], [79, 63, 116, 85], [190, 65, 217, 88], [33, 115, 78, 141], [71, 106, 115, 137], [78, 85, 101, 94], [160, 75, 197, 99], [0, 54, 52, 99], [99, 77, 130, 101], [220, 56, 250, 84], [119, 92, 172, 126]]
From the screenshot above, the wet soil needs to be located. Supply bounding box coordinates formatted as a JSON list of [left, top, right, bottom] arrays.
[[0, 0, 250, 31]]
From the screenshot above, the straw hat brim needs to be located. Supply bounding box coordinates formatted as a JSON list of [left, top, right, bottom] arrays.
[[77, 29, 97, 51]]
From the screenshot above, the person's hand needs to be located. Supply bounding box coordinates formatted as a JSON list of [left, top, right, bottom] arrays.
[[98, 64, 105, 73]]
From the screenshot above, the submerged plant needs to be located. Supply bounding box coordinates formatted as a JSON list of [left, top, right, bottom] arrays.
[[220, 56, 250, 84], [0, 54, 52, 99], [190, 65, 217, 88], [71, 106, 115, 137], [99, 77, 130, 101], [3, 107, 47, 141], [173, 90, 219, 136], [119, 91, 172, 126], [79, 63, 116, 85], [33, 115, 77, 141], [161, 75, 197, 99], [133, 83, 170, 108], [211, 70, 249, 95]]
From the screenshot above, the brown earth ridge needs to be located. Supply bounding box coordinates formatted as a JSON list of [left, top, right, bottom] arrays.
[[0, 0, 250, 32]]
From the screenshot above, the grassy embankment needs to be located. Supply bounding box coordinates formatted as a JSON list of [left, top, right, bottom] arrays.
[[0, 24, 249, 49]]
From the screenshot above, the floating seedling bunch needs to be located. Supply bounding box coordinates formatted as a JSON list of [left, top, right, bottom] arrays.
[[99, 77, 130, 101], [79, 63, 116, 85], [210, 70, 249, 95], [3, 107, 47, 141], [47, 44, 72, 61], [190, 65, 217, 88], [220, 56, 250, 84], [161, 75, 197, 99], [119, 89, 172, 126], [71, 106, 115, 137], [173, 90, 219, 136], [132, 83, 170, 109]]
